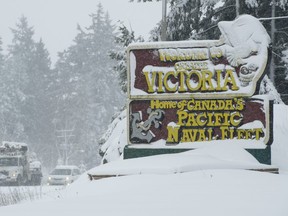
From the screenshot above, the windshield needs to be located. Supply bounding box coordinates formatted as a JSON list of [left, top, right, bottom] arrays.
[[0, 158, 19, 166], [51, 169, 72, 175]]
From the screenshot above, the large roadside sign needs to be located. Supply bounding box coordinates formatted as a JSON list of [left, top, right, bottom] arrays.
[[127, 15, 273, 149], [128, 40, 268, 99]]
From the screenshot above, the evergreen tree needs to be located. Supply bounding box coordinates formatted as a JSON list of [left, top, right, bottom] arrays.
[[0, 38, 3, 66], [4, 16, 54, 165], [0, 16, 33, 142], [54, 3, 124, 168], [6, 16, 35, 142], [28, 39, 56, 163], [110, 24, 144, 93], [0, 38, 18, 141]]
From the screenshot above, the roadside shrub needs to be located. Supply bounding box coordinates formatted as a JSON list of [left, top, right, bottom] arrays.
[[0, 187, 41, 207]]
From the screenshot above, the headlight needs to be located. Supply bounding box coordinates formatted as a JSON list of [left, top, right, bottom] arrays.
[[66, 176, 70, 180], [11, 171, 18, 177], [48, 176, 51, 180]]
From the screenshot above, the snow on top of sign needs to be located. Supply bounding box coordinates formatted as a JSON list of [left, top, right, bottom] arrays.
[[88, 144, 275, 176], [127, 39, 220, 50], [239, 120, 264, 130], [142, 65, 173, 72], [129, 51, 136, 94]]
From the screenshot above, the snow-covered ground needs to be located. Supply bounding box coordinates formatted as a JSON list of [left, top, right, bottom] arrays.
[[0, 167, 288, 216], [0, 104, 288, 215], [271, 104, 288, 172], [91, 145, 278, 176]]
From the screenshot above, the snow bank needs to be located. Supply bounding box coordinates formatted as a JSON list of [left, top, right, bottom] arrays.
[[2, 169, 288, 216], [1, 105, 288, 216], [99, 110, 127, 163], [271, 104, 288, 171], [89, 144, 276, 176]]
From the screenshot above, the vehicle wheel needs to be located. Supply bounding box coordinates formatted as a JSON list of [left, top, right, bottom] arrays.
[[16, 175, 23, 186], [23, 174, 29, 186], [33, 175, 42, 185]]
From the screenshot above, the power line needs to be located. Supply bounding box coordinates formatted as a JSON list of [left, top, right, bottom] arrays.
[[259, 16, 288, 21], [56, 129, 75, 165], [199, 15, 288, 35]]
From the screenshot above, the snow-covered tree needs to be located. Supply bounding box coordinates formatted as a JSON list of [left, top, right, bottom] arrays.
[[97, 25, 144, 163], [53, 4, 125, 168], [109, 24, 143, 93], [0, 38, 18, 141], [282, 49, 288, 80], [27, 39, 56, 164], [2, 16, 55, 166], [1, 16, 34, 142]]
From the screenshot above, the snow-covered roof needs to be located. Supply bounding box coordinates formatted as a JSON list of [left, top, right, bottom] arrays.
[[0, 141, 28, 156], [53, 165, 80, 170], [1, 141, 28, 149]]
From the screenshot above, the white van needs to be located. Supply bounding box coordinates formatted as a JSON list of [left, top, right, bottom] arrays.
[[47, 165, 81, 185]]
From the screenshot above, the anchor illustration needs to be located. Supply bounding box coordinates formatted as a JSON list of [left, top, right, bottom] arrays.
[[130, 108, 165, 143]]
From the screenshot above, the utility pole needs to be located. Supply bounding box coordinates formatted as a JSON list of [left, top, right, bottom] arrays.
[[160, 0, 167, 41], [56, 129, 75, 165], [235, 0, 240, 17], [270, 0, 276, 85]]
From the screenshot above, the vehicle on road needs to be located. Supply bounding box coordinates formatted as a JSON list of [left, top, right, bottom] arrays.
[[0, 141, 42, 186], [47, 165, 81, 185]]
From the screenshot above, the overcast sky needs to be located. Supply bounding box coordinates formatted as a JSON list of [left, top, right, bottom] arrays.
[[0, 0, 162, 63]]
